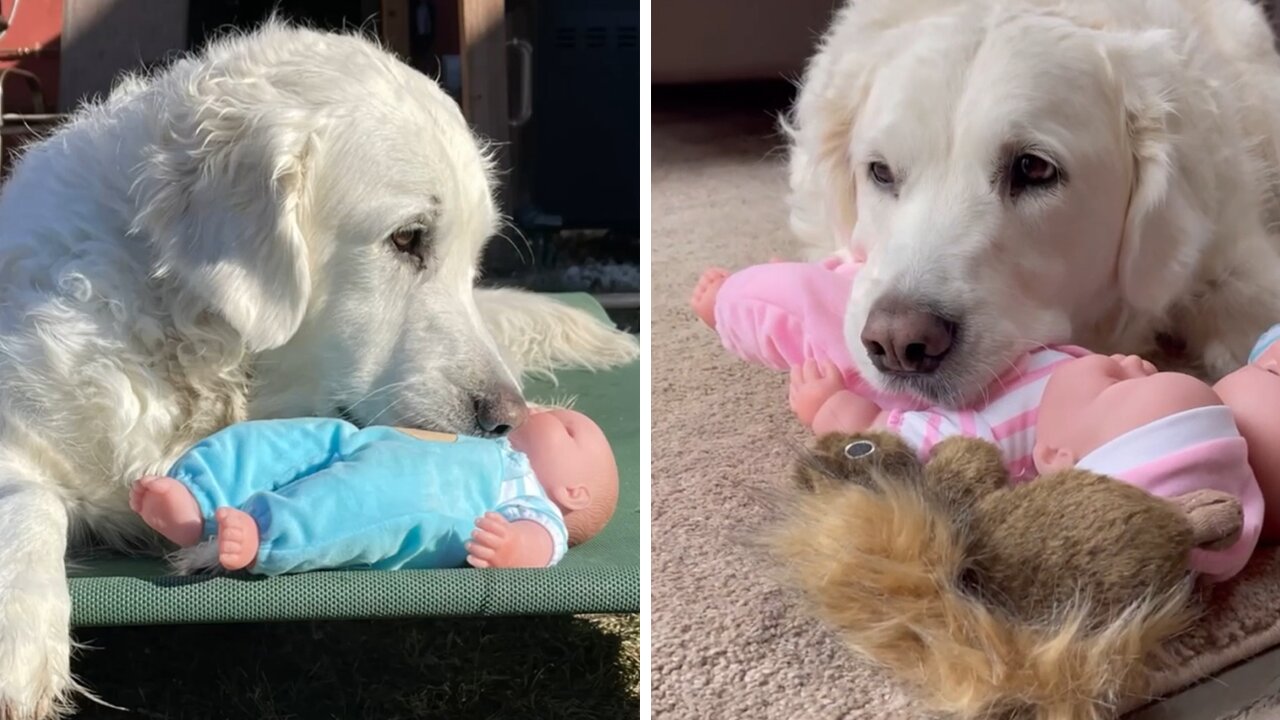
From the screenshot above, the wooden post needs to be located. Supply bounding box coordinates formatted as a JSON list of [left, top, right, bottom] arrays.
[[457, 0, 509, 150], [380, 0, 411, 59]]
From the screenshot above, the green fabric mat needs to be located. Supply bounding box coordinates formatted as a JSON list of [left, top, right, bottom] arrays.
[[67, 293, 639, 626]]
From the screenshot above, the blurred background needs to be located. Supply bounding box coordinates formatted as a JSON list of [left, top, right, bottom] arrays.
[[0, 0, 639, 331]]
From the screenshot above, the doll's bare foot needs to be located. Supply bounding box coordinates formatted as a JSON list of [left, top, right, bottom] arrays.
[[215, 508, 260, 571], [129, 475, 203, 547], [1172, 489, 1244, 551], [691, 268, 730, 328]]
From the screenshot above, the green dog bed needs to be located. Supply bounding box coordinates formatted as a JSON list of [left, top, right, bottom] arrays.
[[68, 293, 639, 626]]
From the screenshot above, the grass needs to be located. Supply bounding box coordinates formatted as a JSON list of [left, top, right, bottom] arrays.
[[71, 614, 639, 719]]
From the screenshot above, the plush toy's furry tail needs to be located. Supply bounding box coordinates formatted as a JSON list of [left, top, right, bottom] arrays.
[[767, 476, 1195, 720]]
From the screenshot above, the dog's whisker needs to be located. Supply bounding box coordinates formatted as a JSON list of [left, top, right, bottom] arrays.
[[496, 217, 534, 266], [343, 380, 416, 413]]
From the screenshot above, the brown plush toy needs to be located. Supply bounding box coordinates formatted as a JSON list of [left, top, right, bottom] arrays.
[[773, 431, 1244, 720]]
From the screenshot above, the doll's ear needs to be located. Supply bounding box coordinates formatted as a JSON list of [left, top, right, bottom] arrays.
[[553, 485, 592, 512], [1032, 443, 1075, 474]]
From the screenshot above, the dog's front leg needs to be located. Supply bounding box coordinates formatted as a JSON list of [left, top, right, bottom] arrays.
[[0, 474, 76, 719]]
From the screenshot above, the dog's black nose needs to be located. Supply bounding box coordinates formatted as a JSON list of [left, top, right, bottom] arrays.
[[474, 384, 529, 436], [860, 296, 957, 374]]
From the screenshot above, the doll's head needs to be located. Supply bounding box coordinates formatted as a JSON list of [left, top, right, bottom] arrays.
[[1213, 344, 1280, 540], [1218, 340, 1280, 436], [1034, 354, 1224, 474], [508, 408, 619, 545]]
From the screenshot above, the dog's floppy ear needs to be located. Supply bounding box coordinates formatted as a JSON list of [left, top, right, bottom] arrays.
[[783, 3, 876, 258], [1105, 29, 1213, 317], [132, 71, 315, 352]]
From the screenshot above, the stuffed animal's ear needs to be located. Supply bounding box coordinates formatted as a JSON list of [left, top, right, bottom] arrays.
[[923, 438, 1009, 511], [132, 70, 315, 352], [1103, 29, 1213, 317], [1170, 490, 1244, 551]]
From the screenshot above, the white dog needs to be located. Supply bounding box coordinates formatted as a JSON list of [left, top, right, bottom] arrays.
[[0, 22, 636, 718], [787, 0, 1280, 407]]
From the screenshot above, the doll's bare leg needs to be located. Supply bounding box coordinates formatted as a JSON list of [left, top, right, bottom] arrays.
[[214, 507, 260, 571], [129, 475, 203, 546], [690, 268, 730, 328]]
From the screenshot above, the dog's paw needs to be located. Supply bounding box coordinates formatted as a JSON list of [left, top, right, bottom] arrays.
[[0, 585, 78, 719]]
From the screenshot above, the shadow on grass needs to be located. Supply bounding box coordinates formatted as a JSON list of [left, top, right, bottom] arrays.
[[72, 614, 638, 720]]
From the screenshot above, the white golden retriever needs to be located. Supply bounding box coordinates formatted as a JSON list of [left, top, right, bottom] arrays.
[[0, 22, 636, 717], [787, 0, 1280, 406]]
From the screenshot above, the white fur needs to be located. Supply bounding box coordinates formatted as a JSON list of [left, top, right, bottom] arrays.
[[0, 22, 635, 717], [787, 0, 1280, 405]]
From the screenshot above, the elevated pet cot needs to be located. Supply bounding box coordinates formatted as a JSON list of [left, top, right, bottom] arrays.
[[67, 293, 640, 626]]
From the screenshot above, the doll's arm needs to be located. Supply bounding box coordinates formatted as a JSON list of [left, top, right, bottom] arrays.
[[790, 360, 884, 432], [480, 479, 571, 567], [709, 260, 859, 372], [465, 513, 557, 568], [810, 391, 886, 435]]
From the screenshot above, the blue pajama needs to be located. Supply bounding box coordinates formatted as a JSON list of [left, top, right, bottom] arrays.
[[167, 418, 568, 575], [1251, 323, 1280, 363]]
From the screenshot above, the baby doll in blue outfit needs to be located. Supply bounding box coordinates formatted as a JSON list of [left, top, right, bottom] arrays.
[[127, 408, 619, 574]]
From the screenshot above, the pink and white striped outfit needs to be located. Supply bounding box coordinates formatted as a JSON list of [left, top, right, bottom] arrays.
[[883, 346, 1090, 478]]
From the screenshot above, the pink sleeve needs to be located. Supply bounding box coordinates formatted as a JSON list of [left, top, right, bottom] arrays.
[[712, 261, 859, 375], [711, 258, 927, 411]]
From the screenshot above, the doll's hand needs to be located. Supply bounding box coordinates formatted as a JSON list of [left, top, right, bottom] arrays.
[[466, 513, 555, 569], [789, 359, 847, 427], [1106, 354, 1157, 377]]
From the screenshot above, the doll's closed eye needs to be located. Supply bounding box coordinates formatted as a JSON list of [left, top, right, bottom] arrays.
[[844, 440, 877, 459]]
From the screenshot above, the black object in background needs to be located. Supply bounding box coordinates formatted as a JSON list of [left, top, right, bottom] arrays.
[[509, 0, 639, 233], [188, 0, 374, 50]]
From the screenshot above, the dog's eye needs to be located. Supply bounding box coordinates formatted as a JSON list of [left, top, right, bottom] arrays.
[[868, 161, 896, 188], [389, 225, 429, 259], [1009, 153, 1060, 195]]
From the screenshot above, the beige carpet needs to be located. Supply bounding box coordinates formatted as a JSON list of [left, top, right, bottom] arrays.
[[649, 94, 1280, 719]]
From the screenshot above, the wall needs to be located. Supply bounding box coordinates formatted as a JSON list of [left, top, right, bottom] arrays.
[[651, 0, 836, 84], [59, 0, 187, 111]]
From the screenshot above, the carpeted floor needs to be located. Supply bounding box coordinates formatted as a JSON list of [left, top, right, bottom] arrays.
[[649, 88, 1280, 719]]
